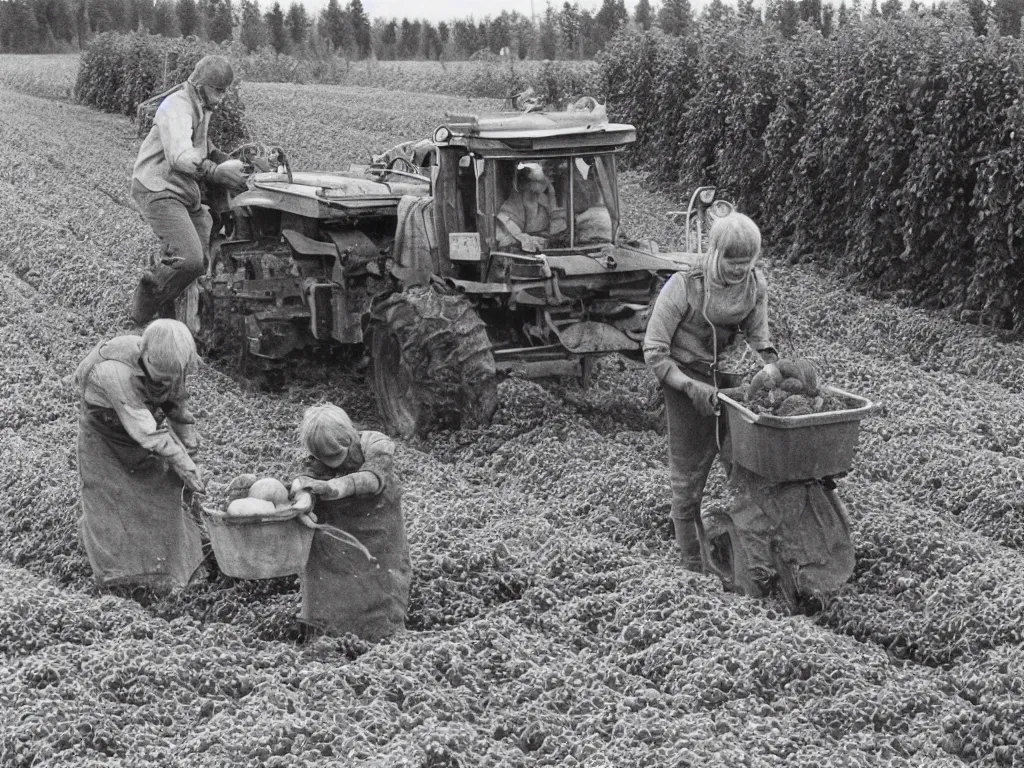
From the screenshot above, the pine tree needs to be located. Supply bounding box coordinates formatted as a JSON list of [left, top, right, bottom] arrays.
[[634, 0, 653, 29], [379, 17, 397, 58], [348, 0, 369, 55], [993, 0, 1024, 35], [880, 0, 901, 17], [539, 1, 560, 57], [821, 2, 834, 34], [964, 0, 987, 33], [206, 0, 232, 41], [595, 0, 627, 47], [265, 0, 286, 51], [702, 0, 732, 23], [559, 2, 581, 58], [320, 0, 345, 50], [151, 0, 176, 34], [239, 0, 266, 50], [285, 0, 305, 45], [177, 0, 200, 36], [737, 0, 760, 24], [658, 0, 693, 36]]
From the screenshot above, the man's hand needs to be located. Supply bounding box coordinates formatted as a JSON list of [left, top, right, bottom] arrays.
[[297, 511, 318, 529], [211, 160, 248, 192], [519, 234, 547, 253]]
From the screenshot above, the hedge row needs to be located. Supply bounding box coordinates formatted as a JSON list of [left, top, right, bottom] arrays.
[[598, 10, 1024, 329], [74, 33, 248, 150]]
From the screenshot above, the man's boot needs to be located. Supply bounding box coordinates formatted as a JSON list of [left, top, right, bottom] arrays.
[[130, 273, 160, 326], [673, 518, 704, 573]]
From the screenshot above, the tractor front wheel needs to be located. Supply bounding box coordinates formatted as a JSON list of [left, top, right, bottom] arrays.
[[368, 286, 498, 438]]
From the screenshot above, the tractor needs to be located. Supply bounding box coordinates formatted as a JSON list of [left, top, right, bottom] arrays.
[[193, 99, 732, 438]]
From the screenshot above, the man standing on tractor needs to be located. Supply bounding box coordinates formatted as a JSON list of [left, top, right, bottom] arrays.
[[129, 54, 247, 325], [644, 213, 780, 573]]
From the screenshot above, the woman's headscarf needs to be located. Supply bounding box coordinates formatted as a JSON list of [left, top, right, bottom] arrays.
[[140, 319, 197, 402]]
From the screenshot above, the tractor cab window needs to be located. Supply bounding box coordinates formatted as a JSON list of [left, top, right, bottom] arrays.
[[493, 154, 617, 252]]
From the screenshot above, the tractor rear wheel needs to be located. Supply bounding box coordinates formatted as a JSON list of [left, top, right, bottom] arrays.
[[368, 286, 498, 438]]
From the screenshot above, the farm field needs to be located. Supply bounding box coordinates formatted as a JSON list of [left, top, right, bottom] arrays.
[[1, 62, 1024, 767]]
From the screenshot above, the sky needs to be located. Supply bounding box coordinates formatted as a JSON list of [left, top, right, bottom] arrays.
[[300, 0, 650, 23]]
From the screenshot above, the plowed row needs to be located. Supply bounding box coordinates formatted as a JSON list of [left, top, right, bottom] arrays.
[[1, 78, 1023, 767]]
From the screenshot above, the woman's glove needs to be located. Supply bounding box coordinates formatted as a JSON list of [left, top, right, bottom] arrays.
[[679, 378, 718, 417], [290, 476, 335, 499], [183, 466, 207, 494]]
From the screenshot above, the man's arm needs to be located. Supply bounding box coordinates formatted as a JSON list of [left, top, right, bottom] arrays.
[[154, 95, 209, 179]]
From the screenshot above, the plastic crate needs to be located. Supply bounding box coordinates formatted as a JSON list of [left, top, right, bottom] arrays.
[[202, 493, 314, 580], [717, 386, 875, 483]]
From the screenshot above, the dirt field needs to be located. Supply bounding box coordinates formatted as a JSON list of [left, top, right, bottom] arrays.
[[1, 67, 1023, 767]]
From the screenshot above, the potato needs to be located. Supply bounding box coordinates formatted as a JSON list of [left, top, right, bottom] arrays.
[[226, 473, 259, 502], [248, 477, 290, 507], [226, 497, 277, 517], [779, 377, 806, 394], [791, 358, 819, 395], [762, 363, 783, 386], [746, 370, 773, 400]]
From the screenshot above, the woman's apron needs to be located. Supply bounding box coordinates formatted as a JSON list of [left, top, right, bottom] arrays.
[[300, 461, 411, 642], [76, 342, 202, 594]]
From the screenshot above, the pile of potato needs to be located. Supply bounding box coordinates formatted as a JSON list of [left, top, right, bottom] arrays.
[[743, 358, 830, 417], [224, 475, 293, 517]]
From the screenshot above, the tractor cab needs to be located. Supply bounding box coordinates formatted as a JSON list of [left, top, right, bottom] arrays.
[[424, 104, 636, 283]]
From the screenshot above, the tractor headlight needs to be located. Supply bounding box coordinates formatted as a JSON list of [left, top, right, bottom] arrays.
[[433, 126, 452, 144], [710, 200, 734, 218], [699, 187, 716, 205]]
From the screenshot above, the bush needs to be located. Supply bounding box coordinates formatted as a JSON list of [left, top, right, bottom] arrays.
[[597, 13, 1024, 329], [74, 33, 248, 151]]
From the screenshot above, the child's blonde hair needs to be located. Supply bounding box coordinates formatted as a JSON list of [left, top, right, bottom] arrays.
[[300, 403, 357, 462]]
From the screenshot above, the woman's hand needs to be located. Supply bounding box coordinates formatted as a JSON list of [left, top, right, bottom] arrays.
[[679, 378, 718, 417]]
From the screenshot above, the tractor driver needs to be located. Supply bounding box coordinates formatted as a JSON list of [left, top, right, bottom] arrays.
[[129, 54, 248, 326], [496, 163, 567, 253]]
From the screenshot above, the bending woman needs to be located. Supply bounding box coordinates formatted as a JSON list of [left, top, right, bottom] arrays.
[[75, 319, 205, 596], [643, 213, 779, 572]]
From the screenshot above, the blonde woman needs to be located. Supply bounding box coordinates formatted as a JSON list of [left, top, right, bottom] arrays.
[[291, 405, 411, 641], [643, 213, 779, 572], [74, 319, 205, 595]]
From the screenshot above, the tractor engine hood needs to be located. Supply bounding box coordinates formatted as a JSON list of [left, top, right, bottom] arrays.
[[231, 170, 431, 218], [538, 244, 687, 276]]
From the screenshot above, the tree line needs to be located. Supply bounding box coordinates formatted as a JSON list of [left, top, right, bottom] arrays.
[[1, 0, 1020, 56]]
